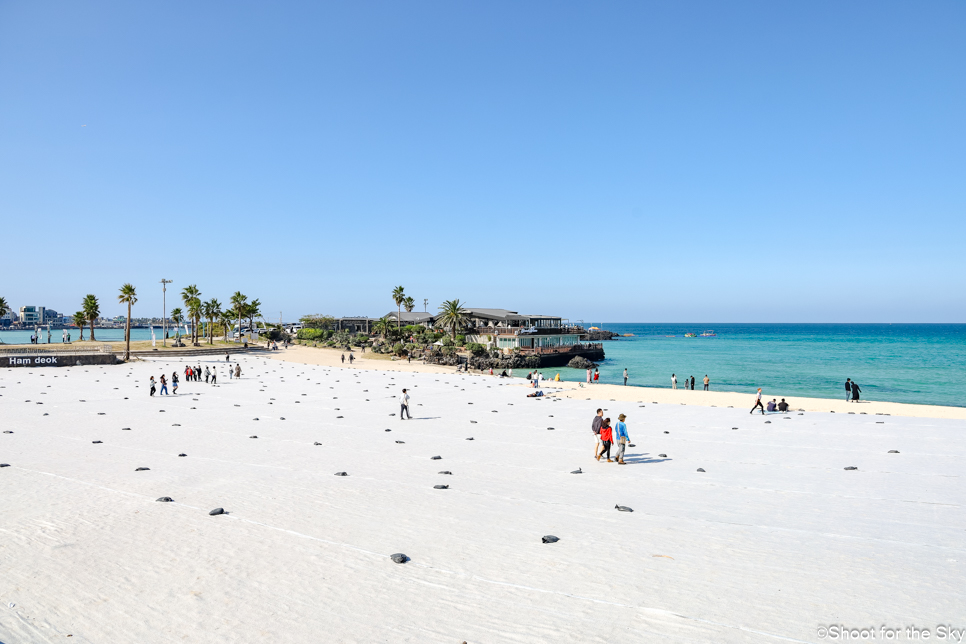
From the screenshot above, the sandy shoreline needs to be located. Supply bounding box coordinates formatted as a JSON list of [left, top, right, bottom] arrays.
[[1, 352, 963, 642], [271, 345, 966, 420]]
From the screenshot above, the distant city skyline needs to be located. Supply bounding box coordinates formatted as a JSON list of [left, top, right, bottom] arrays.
[[1, 1, 963, 322]]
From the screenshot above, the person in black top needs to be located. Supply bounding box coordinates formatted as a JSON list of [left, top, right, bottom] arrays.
[[690, 376, 695, 390], [845, 378, 852, 401], [851, 381, 861, 402]]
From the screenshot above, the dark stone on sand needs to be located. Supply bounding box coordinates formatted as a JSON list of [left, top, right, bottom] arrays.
[[156, 497, 173, 502], [877, 421, 884, 424], [172, 424, 180, 427], [571, 468, 582, 474], [385, 429, 391, 432], [336, 416, 344, 418], [3, 431, 12, 434], [542, 535, 559, 544], [395, 440, 405, 443], [659, 454, 667, 458], [844, 466, 858, 470], [696, 468, 705, 472], [92, 440, 102, 444], [253, 418, 259, 421], [764, 421, 771, 424], [209, 508, 225, 515], [433, 484, 449, 489], [431, 456, 441, 460], [334, 471, 348, 476], [314, 442, 322, 446], [628, 444, 635, 447], [664, 431, 669, 434], [390, 553, 409, 564], [135, 467, 150, 471], [615, 505, 633, 512], [250, 435, 258, 438], [466, 437, 474, 440], [888, 450, 899, 453], [732, 427, 738, 430], [178, 453, 187, 457], [122, 427, 131, 431], [98, 412, 105, 415], [439, 471, 452, 475], [470, 421, 477, 424], [547, 427, 555, 430], [0, 464, 9, 467]]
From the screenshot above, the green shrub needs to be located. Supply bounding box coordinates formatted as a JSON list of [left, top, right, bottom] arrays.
[[298, 328, 327, 341], [465, 342, 487, 356], [455, 334, 466, 347], [392, 343, 407, 356]]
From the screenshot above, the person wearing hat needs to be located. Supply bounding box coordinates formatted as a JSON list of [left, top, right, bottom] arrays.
[[614, 414, 630, 465]]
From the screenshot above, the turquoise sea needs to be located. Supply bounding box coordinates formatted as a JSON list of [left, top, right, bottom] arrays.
[[548, 324, 966, 408], [0, 328, 179, 345], [3, 324, 964, 407]]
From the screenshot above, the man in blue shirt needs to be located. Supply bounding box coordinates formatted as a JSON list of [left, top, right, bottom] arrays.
[[614, 414, 630, 465]]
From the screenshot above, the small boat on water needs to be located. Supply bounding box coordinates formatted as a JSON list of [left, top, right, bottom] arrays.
[[684, 333, 697, 338], [700, 330, 717, 337]]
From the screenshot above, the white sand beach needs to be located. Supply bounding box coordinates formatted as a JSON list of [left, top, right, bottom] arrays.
[[1, 354, 963, 642]]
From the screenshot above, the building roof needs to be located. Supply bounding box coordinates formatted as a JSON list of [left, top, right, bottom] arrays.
[[385, 311, 435, 323], [463, 308, 528, 321]]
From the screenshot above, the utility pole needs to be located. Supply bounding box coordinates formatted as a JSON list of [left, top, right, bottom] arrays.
[[160, 279, 172, 347], [423, 298, 428, 313]]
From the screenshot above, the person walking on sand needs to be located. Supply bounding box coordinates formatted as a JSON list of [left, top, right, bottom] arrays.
[[229, 365, 233, 380], [750, 388, 764, 414], [587, 368, 592, 384], [349, 353, 354, 364], [845, 378, 852, 402], [703, 375, 709, 391], [614, 414, 630, 464], [851, 380, 861, 402], [672, 373, 677, 389], [400, 388, 411, 420], [597, 418, 614, 462], [234, 364, 241, 379], [205, 366, 211, 383], [592, 408, 603, 458], [623, 368, 628, 386], [341, 354, 345, 364], [226, 353, 230, 362], [593, 369, 599, 384], [197, 365, 202, 382], [149, 376, 156, 396], [211, 366, 217, 385], [159, 374, 168, 396], [690, 375, 695, 390], [171, 372, 179, 394]]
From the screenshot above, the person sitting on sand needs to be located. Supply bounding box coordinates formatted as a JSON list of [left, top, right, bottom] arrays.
[[778, 399, 788, 412], [597, 418, 613, 462], [766, 399, 777, 412], [500, 370, 508, 378]]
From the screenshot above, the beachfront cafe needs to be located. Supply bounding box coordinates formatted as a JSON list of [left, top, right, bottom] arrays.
[[462, 309, 585, 354]]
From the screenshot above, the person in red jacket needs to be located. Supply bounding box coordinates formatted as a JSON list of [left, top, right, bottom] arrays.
[[597, 418, 613, 462]]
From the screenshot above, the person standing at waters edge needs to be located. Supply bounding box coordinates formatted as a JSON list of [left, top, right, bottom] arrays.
[[671, 373, 677, 389], [750, 388, 764, 414], [851, 380, 861, 402], [597, 418, 614, 462], [400, 388, 411, 420], [592, 408, 603, 458], [703, 375, 710, 391], [690, 375, 695, 390], [614, 414, 630, 465], [623, 368, 628, 386], [845, 378, 852, 402], [341, 354, 345, 364], [593, 369, 599, 384]]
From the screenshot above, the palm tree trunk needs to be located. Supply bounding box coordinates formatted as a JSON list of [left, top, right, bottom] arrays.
[[90, 319, 96, 341], [125, 301, 131, 361]]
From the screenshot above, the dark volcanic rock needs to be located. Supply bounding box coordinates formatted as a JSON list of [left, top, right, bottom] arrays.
[[542, 535, 559, 544], [390, 553, 409, 564], [209, 507, 225, 516], [156, 497, 173, 502]]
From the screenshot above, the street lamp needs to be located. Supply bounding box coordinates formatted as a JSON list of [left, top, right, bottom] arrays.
[[160, 279, 172, 347]]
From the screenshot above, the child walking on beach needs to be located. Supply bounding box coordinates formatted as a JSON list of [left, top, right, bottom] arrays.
[[614, 414, 629, 465], [597, 418, 613, 462]]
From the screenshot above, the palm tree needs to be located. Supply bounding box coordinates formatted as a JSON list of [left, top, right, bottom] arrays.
[[392, 286, 406, 328], [373, 316, 393, 340], [73, 311, 86, 341], [246, 298, 261, 338], [202, 298, 221, 343], [117, 284, 137, 361], [435, 299, 468, 340], [82, 294, 100, 341], [219, 310, 232, 343], [181, 285, 201, 344], [230, 291, 247, 343], [0, 296, 9, 320], [403, 296, 415, 313], [170, 307, 183, 342]]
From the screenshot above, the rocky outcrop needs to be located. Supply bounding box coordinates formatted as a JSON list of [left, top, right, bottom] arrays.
[[582, 330, 619, 341], [567, 356, 597, 370]]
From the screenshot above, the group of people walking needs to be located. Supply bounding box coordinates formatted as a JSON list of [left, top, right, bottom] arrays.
[[148, 362, 242, 396], [184, 364, 216, 384], [671, 374, 709, 390], [591, 408, 630, 464]]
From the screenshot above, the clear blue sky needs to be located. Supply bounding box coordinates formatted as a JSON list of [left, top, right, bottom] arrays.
[[1, 1, 963, 323]]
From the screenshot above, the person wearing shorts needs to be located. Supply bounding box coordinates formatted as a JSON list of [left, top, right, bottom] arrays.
[[592, 408, 603, 457]]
